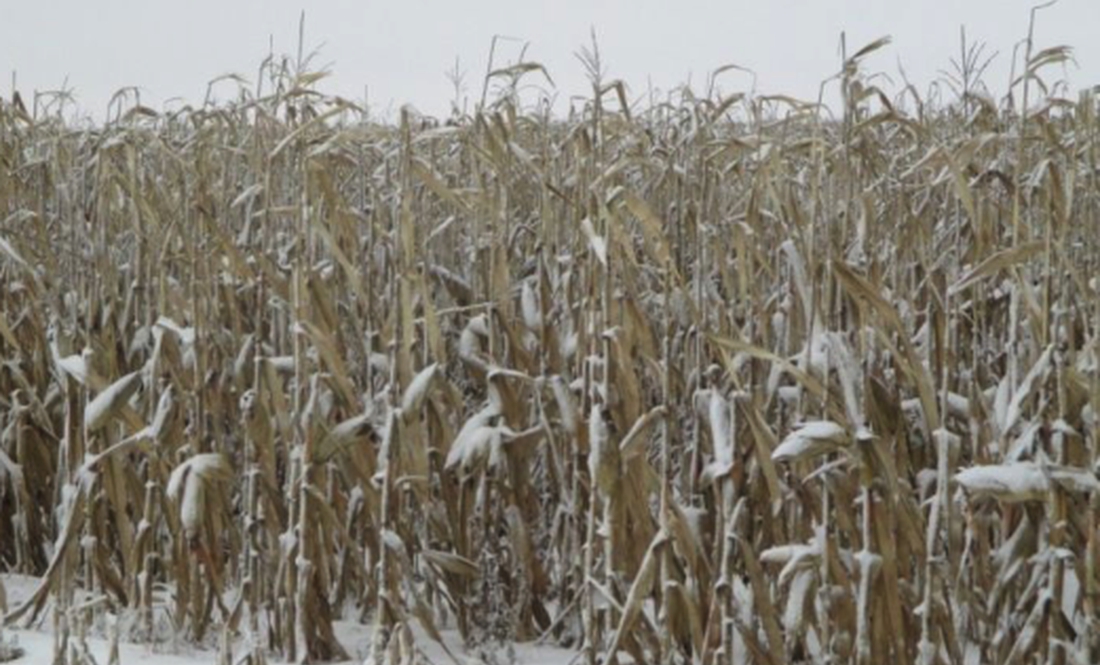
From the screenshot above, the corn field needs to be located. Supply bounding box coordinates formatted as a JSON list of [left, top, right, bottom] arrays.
[[1, 31, 1099, 665]]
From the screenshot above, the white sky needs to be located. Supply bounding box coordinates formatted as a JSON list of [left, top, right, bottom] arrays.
[[2, 0, 1098, 120]]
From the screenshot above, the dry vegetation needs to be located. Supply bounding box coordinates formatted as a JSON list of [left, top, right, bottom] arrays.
[[1, 26, 1099, 665]]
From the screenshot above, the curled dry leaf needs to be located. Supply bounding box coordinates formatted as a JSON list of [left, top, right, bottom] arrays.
[[167, 453, 232, 537], [772, 420, 848, 463], [84, 371, 143, 432], [955, 462, 1100, 503]]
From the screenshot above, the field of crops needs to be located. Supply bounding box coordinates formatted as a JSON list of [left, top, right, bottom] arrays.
[[0, 34, 1098, 665]]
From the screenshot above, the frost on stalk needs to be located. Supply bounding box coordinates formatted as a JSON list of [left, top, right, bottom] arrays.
[[550, 376, 578, 435], [520, 279, 542, 331], [588, 404, 618, 493], [696, 389, 733, 485]]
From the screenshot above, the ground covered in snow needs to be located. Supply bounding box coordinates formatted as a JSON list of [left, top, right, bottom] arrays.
[[1, 574, 579, 665]]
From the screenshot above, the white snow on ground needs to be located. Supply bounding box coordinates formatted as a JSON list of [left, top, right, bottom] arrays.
[[2, 574, 580, 665], [4, 629, 211, 665]]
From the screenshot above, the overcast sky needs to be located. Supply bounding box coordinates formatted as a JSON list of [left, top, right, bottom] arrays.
[[3, 0, 1098, 120]]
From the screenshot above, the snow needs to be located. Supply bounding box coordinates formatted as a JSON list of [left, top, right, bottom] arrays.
[[1, 574, 579, 665]]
